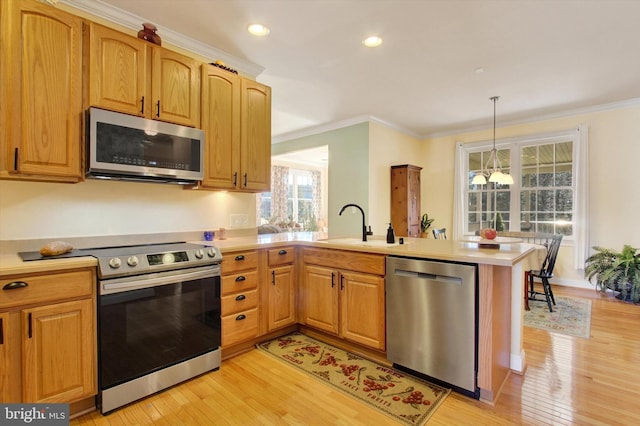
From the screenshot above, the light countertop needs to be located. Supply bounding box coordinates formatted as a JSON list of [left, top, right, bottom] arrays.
[[0, 232, 536, 277]]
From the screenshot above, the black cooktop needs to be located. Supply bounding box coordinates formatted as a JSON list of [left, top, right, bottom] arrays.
[[19, 242, 212, 262]]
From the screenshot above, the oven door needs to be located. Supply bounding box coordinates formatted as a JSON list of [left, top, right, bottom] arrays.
[[98, 266, 221, 392]]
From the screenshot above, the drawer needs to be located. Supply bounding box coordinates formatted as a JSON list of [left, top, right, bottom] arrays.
[[221, 289, 258, 316], [221, 270, 258, 296], [222, 307, 259, 346], [302, 248, 385, 275], [267, 246, 295, 267], [0, 269, 95, 309], [221, 251, 258, 274]]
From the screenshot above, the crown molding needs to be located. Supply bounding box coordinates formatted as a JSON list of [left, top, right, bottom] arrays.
[[423, 97, 640, 140], [272, 115, 420, 144], [60, 0, 265, 78]]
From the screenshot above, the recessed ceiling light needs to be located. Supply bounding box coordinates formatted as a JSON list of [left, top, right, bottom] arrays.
[[248, 24, 270, 36], [362, 36, 382, 47]]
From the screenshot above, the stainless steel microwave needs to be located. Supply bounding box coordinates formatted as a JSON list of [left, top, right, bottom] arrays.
[[87, 107, 205, 184]]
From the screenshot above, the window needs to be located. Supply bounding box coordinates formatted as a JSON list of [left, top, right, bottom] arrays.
[[258, 167, 322, 231], [455, 125, 588, 269]]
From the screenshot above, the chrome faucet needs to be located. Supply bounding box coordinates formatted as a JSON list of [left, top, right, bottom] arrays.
[[338, 203, 367, 242]]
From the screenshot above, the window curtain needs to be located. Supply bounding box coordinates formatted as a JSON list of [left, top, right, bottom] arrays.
[[311, 170, 321, 221], [271, 165, 289, 223]]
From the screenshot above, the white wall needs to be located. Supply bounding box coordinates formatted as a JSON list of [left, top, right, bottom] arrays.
[[0, 179, 255, 240]]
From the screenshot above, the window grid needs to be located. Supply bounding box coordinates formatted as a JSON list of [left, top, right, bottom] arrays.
[[465, 139, 575, 237]]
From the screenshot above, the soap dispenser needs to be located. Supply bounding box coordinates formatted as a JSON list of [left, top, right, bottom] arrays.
[[386, 223, 396, 244]]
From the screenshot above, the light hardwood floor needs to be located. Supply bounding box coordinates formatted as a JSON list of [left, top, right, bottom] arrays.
[[71, 285, 640, 425]]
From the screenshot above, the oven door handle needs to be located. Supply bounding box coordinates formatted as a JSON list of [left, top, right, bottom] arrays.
[[101, 267, 218, 295]]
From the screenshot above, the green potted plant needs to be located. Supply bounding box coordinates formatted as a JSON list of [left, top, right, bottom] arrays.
[[420, 213, 435, 238], [584, 244, 640, 303]]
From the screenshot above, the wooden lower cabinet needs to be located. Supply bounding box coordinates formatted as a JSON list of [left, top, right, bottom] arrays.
[[266, 247, 296, 332], [220, 250, 260, 346], [0, 268, 96, 405], [300, 248, 386, 351], [22, 299, 95, 403]]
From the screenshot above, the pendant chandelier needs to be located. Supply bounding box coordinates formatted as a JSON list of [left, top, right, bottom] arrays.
[[471, 96, 514, 185]]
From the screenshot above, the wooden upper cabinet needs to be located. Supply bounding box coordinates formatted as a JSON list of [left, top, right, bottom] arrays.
[[0, 0, 83, 181], [200, 65, 241, 189], [240, 79, 271, 191], [151, 47, 201, 126], [85, 22, 147, 117], [199, 64, 271, 192], [85, 23, 200, 127]]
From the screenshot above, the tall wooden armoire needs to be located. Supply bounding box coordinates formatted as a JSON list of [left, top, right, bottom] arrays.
[[390, 164, 422, 237]]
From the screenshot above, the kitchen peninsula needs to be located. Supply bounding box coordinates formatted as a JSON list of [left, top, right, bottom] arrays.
[[0, 232, 536, 406]]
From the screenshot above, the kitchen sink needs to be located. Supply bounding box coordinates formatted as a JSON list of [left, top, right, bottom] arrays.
[[319, 238, 407, 247]]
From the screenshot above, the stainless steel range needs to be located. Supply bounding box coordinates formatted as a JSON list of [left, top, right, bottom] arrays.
[[93, 242, 222, 413]]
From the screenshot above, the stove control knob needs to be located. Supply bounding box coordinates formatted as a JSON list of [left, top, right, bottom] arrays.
[[127, 256, 139, 267], [207, 248, 217, 258], [194, 249, 204, 259], [108, 257, 122, 269]]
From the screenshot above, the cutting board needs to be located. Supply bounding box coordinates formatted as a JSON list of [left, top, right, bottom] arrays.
[[19, 249, 95, 262]]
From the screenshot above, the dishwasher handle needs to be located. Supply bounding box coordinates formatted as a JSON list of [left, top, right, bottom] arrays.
[[393, 269, 463, 285]]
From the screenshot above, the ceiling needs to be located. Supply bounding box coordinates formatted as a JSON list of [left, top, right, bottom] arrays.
[[80, 0, 640, 141]]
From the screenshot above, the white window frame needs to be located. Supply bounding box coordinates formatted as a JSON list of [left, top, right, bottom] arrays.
[[454, 124, 589, 270]]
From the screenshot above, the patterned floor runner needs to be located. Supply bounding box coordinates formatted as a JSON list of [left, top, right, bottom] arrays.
[[257, 332, 450, 425]]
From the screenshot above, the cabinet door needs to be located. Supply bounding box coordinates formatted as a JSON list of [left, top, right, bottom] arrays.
[[407, 167, 421, 237], [0, 312, 10, 402], [86, 22, 148, 117], [268, 265, 296, 331], [2, 0, 82, 181], [152, 47, 200, 126], [240, 79, 271, 192], [22, 299, 96, 403], [340, 271, 386, 350], [200, 65, 241, 189], [301, 265, 339, 335]]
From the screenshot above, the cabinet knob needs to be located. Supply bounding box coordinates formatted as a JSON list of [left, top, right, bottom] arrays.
[[278, 249, 287, 255], [235, 275, 246, 282], [235, 255, 245, 261], [3, 281, 28, 290], [235, 314, 246, 321], [235, 294, 246, 301]]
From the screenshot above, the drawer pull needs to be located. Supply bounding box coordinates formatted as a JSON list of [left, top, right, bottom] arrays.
[[235, 294, 246, 301], [235, 255, 245, 261], [3, 281, 28, 290], [278, 249, 287, 255], [0, 317, 3, 345], [235, 275, 246, 282], [235, 314, 246, 321]]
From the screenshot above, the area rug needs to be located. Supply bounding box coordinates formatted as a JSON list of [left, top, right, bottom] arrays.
[[257, 332, 450, 425], [524, 296, 592, 339]]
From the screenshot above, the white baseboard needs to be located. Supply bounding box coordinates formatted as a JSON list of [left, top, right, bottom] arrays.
[[532, 277, 592, 289]]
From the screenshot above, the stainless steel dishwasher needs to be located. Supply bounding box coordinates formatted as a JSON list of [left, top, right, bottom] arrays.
[[386, 256, 479, 398]]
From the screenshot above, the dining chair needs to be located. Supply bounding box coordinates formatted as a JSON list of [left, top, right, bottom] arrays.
[[528, 234, 563, 312], [432, 228, 447, 239]]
